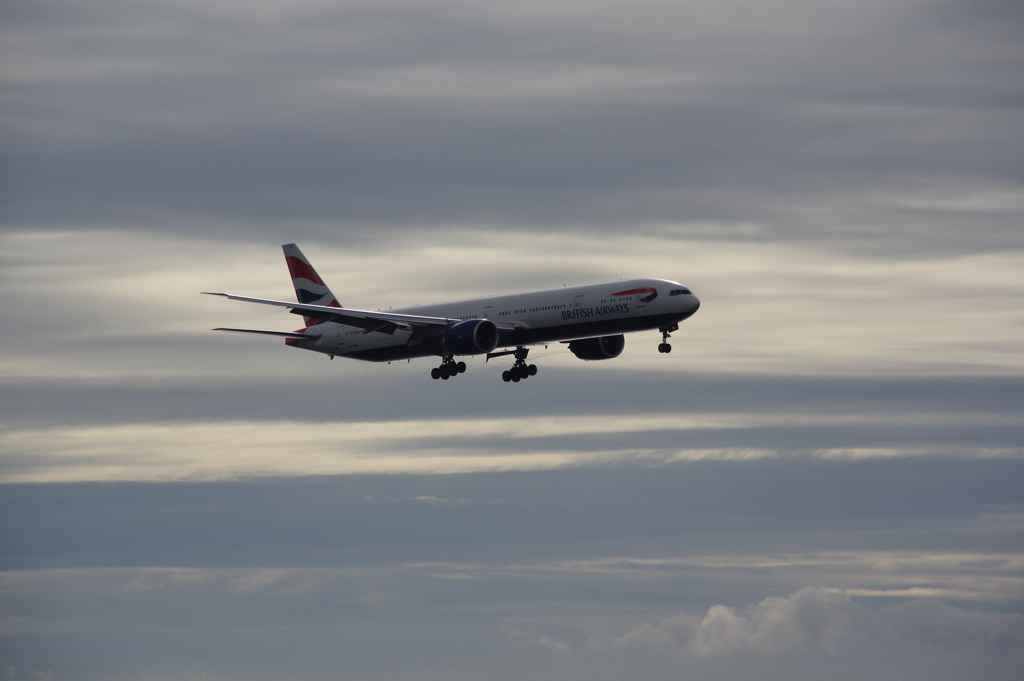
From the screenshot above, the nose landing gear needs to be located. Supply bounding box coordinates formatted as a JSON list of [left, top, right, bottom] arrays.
[[658, 323, 678, 354], [430, 355, 467, 380], [501, 347, 537, 383]]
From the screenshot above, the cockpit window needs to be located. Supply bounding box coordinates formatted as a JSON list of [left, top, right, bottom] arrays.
[[669, 288, 691, 296]]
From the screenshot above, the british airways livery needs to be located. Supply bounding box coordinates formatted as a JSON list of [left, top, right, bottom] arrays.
[[204, 244, 700, 383]]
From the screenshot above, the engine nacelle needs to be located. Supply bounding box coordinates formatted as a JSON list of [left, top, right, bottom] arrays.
[[568, 334, 625, 360], [443, 319, 499, 356]]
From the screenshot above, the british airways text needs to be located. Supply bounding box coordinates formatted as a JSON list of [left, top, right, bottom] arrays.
[[562, 303, 630, 321]]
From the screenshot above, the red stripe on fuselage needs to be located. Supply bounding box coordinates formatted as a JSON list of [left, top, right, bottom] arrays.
[[611, 288, 654, 296]]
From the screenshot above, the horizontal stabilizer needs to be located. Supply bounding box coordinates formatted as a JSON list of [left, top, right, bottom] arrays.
[[212, 327, 320, 340]]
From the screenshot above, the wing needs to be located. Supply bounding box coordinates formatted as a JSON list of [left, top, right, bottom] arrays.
[[202, 291, 502, 336], [203, 292, 518, 347]]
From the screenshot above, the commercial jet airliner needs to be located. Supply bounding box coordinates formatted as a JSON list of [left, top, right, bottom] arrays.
[[204, 244, 700, 383]]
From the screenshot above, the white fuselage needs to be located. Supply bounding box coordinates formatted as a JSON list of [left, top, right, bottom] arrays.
[[292, 278, 700, 362]]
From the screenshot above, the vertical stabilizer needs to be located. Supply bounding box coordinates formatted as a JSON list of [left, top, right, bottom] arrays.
[[282, 243, 341, 326]]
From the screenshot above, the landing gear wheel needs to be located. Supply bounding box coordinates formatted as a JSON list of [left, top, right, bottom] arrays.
[[659, 326, 675, 354], [502, 347, 537, 384], [432, 355, 463, 380]]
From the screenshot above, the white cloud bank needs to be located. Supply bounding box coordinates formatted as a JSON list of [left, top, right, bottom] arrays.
[[607, 587, 1024, 656], [4, 568, 1020, 660]]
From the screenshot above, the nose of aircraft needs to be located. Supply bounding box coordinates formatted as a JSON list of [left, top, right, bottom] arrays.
[[685, 294, 700, 317]]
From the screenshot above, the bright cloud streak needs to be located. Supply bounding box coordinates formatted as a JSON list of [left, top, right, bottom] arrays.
[[2, 230, 1023, 385], [2, 413, 1020, 482]]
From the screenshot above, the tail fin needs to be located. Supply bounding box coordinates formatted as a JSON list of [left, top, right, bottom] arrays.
[[282, 243, 341, 327]]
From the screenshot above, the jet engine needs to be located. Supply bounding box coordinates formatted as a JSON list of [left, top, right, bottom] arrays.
[[568, 334, 625, 360], [443, 319, 500, 355]]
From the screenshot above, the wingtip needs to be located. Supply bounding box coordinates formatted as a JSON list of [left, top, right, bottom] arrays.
[[201, 292, 228, 297]]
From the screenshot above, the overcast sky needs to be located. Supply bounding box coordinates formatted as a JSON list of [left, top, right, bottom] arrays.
[[1, 1, 1023, 680]]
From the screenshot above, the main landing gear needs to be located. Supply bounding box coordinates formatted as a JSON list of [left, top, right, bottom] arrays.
[[658, 323, 678, 354], [431, 355, 466, 380], [502, 347, 537, 383]]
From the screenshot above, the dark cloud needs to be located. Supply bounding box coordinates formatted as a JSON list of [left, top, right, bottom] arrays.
[[3, 460, 1022, 569], [2, 1, 1021, 253], [6, 372, 1022, 425]]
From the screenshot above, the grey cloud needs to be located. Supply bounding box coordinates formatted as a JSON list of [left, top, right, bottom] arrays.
[[3, 1, 1021, 254], [884, 597, 1024, 652], [6, 373, 1023, 426], [8, 368, 1024, 421], [503, 627, 572, 654], [3, 461, 1022, 570], [412, 495, 473, 505]]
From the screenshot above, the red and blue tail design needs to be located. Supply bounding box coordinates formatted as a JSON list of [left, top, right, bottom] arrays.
[[282, 243, 341, 326]]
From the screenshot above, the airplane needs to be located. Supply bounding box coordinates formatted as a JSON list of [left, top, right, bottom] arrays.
[[203, 243, 700, 383]]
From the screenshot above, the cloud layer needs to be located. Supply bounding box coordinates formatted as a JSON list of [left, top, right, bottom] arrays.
[[2, 0, 1022, 679], [4, 0, 1023, 252]]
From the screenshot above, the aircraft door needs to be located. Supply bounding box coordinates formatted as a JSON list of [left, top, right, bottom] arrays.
[[574, 295, 584, 309], [636, 289, 648, 315], [483, 306, 492, 319]]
